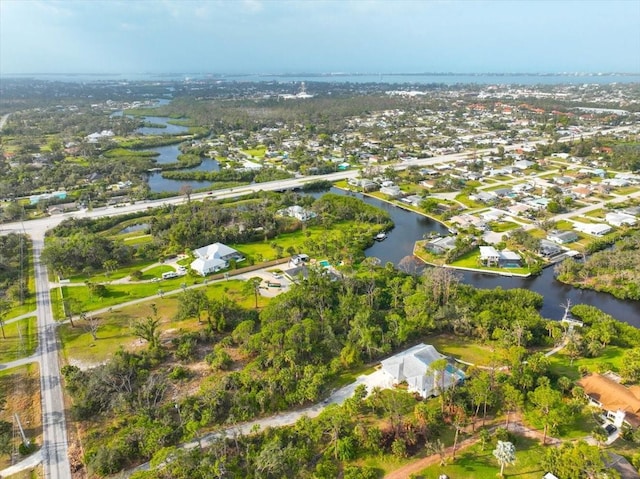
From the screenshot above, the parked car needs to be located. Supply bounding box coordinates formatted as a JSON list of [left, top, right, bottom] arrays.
[[603, 423, 617, 435]]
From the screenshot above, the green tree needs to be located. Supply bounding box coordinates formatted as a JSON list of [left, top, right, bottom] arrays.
[[176, 289, 209, 323], [528, 382, 566, 445], [243, 277, 263, 310], [132, 304, 161, 349]]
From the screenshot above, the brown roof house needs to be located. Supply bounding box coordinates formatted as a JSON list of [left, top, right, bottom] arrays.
[[578, 373, 640, 428]]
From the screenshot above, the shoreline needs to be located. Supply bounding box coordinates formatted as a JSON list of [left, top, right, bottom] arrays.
[[337, 185, 535, 278]]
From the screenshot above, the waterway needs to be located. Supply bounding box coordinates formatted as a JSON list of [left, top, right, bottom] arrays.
[[9, 72, 640, 85], [131, 115, 219, 193], [324, 188, 640, 326]]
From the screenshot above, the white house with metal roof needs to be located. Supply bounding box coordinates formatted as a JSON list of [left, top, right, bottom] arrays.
[[380, 344, 465, 398], [190, 242, 244, 276]]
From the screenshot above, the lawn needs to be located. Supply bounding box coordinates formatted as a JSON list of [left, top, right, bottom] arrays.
[[547, 346, 626, 380], [242, 146, 266, 158], [416, 436, 545, 479], [488, 221, 519, 233], [59, 280, 262, 364], [426, 333, 499, 366], [448, 248, 531, 276], [454, 194, 484, 209], [59, 274, 201, 313], [65, 260, 160, 283], [123, 234, 153, 245], [141, 265, 175, 280], [0, 316, 37, 363], [231, 221, 379, 262]]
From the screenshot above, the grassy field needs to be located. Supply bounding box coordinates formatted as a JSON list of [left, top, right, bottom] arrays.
[[241, 147, 266, 158], [59, 272, 209, 313], [426, 334, 501, 366], [59, 280, 262, 365], [416, 436, 544, 479], [454, 194, 484, 209], [547, 346, 626, 380], [0, 317, 37, 363], [0, 364, 42, 471], [448, 248, 531, 276], [231, 221, 379, 262], [65, 260, 160, 283]]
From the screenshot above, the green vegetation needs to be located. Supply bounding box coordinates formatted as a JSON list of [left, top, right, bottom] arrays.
[[418, 437, 544, 479], [0, 233, 34, 319], [555, 230, 640, 300], [0, 316, 37, 363]]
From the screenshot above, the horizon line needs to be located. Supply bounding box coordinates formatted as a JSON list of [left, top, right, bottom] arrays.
[[2, 71, 640, 77]]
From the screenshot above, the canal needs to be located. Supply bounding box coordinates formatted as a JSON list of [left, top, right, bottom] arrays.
[[332, 189, 640, 326]]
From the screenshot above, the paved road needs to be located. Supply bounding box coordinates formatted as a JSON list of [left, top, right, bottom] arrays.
[[123, 368, 391, 477], [32, 237, 71, 479]]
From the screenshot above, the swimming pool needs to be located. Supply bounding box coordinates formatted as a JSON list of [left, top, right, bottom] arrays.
[[319, 260, 330, 267]]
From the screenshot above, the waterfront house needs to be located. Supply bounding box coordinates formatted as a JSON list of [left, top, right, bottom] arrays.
[[479, 246, 501, 266], [380, 344, 465, 398], [190, 242, 244, 276], [479, 246, 521, 267], [539, 239, 563, 257], [380, 185, 403, 198], [426, 236, 457, 255]]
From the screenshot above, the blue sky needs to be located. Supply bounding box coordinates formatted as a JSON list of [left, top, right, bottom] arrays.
[[1, 0, 639, 74]]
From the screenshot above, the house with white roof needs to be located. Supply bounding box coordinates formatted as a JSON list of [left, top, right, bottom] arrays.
[[277, 205, 317, 222], [573, 222, 612, 237], [605, 212, 637, 227], [190, 242, 244, 276], [380, 344, 465, 398], [479, 246, 522, 267]]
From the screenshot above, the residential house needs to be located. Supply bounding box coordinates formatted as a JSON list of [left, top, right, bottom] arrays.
[[401, 194, 424, 207], [190, 242, 244, 276], [547, 230, 579, 244], [513, 159, 535, 170], [479, 246, 501, 266], [554, 176, 574, 186], [380, 344, 465, 398], [621, 206, 640, 217], [277, 205, 317, 222], [578, 373, 640, 429], [47, 202, 77, 215], [539, 239, 563, 258], [573, 222, 612, 237], [425, 236, 457, 255], [571, 186, 592, 199], [450, 214, 486, 230], [469, 191, 495, 203], [605, 212, 637, 227], [479, 246, 521, 267], [380, 185, 403, 198], [290, 254, 310, 266]]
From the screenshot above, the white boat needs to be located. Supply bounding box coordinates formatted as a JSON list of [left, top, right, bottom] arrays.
[[375, 232, 387, 241]]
